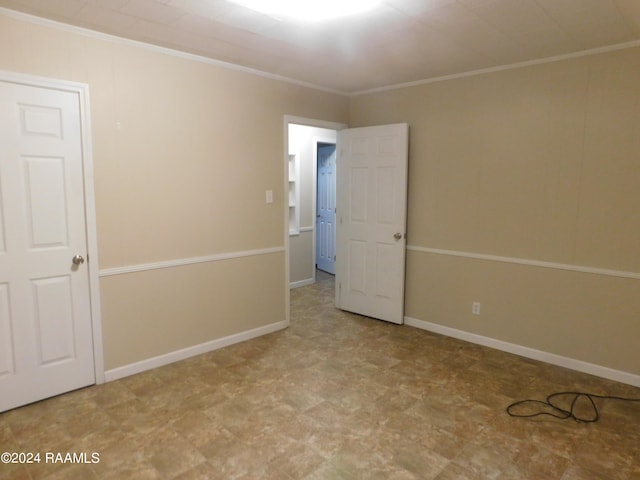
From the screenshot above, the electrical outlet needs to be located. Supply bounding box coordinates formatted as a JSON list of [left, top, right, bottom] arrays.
[[472, 302, 481, 315]]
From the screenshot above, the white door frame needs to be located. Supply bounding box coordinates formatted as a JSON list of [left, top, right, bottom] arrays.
[[1, 69, 104, 384], [283, 116, 346, 325]]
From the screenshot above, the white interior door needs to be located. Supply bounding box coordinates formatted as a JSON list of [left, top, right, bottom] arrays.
[[0, 80, 95, 412], [316, 143, 336, 274], [335, 124, 409, 324]]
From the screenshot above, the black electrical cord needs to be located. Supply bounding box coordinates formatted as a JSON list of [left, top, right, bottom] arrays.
[[506, 391, 640, 423]]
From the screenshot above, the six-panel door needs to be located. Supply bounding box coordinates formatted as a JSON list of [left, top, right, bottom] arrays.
[[335, 124, 409, 324], [0, 80, 95, 412]]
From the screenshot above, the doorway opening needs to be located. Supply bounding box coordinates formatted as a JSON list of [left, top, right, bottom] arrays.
[[283, 116, 346, 324], [284, 117, 409, 326], [286, 121, 341, 289]]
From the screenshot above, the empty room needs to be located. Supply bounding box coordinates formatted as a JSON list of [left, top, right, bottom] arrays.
[[1, 1, 639, 479]]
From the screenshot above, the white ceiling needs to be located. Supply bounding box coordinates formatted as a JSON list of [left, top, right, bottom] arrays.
[[1, 0, 640, 93]]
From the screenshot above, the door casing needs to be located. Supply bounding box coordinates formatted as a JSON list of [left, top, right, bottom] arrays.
[[283, 116, 346, 324], [0, 69, 104, 385]]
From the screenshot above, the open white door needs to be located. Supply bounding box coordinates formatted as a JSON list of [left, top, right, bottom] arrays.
[[335, 123, 409, 324], [0, 79, 96, 412]]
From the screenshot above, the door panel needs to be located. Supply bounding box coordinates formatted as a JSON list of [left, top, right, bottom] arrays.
[[0, 80, 95, 412], [348, 239, 368, 294], [349, 167, 368, 222], [336, 124, 409, 324], [33, 275, 75, 364], [0, 284, 13, 377], [375, 244, 394, 294], [25, 156, 69, 247], [20, 103, 63, 137], [376, 167, 395, 224]]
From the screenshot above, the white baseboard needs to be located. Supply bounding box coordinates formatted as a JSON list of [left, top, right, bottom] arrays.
[[104, 320, 288, 382], [404, 316, 640, 388], [290, 278, 315, 289]]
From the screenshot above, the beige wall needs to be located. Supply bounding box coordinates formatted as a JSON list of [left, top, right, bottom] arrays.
[[351, 47, 640, 375], [3, 9, 639, 380], [0, 13, 349, 370]]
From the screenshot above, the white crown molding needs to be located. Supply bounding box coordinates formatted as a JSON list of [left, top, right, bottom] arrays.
[[99, 246, 284, 277], [0, 7, 348, 96], [407, 245, 640, 281], [352, 40, 640, 96], [405, 316, 640, 388]]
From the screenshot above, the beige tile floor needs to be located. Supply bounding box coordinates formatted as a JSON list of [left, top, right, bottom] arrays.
[[1, 270, 639, 479]]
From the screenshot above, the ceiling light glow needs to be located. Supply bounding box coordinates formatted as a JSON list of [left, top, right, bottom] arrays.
[[228, 0, 382, 22]]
